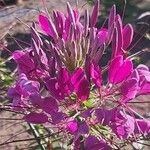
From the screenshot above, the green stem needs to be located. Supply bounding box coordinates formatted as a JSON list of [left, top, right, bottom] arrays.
[[28, 123, 46, 150]]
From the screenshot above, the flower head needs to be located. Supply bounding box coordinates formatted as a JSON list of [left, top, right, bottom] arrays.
[[7, 0, 150, 149]]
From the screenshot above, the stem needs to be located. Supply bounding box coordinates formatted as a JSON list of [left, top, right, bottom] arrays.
[[28, 123, 46, 150], [128, 101, 150, 104], [136, 141, 150, 147]]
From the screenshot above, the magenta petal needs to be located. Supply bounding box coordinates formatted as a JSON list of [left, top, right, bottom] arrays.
[[24, 112, 48, 124], [84, 9, 89, 36], [95, 108, 116, 125], [57, 67, 72, 94], [137, 65, 150, 82], [81, 109, 93, 118], [30, 93, 43, 107], [53, 11, 65, 35], [67, 120, 78, 133], [7, 87, 18, 98], [13, 51, 34, 75], [78, 122, 89, 135], [75, 78, 90, 101], [70, 69, 88, 101], [108, 55, 123, 83], [90, 0, 100, 27], [39, 15, 58, 39], [71, 68, 84, 85], [130, 69, 140, 82], [111, 111, 135, 139], [121, 78, 139, 100], [108, 56, 133, 84], [108, 5, 116, 28], [107, 22, 115, 44], [67, 2, 76, 25], [16, 74, 40, 97], [134, 119, 150, 135], [50, 111, 66, 124], [97, 28, 108, 45], [39, 15, 52, 35], [73, 10, 80, 22], [22, 81, 40, 96], [58, 68, 70, 84], [44, 78, 64, 100], [64, 17, 71, 40], [84, 55, 91, 81], [123, 24, 134, 50], [112, 27, 118, 58], [116, 17, 123, 56], [137, 64, 149, 71], [139, 82, 150, 95], [113, 59, 133, 84], [75, 22, 83, 40], [84, 135, 111, 150], [91, 63, 102, 87], [42, 97, 58, 114]]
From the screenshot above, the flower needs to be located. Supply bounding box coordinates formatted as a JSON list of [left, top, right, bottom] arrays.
[[7, 0, 150, 149]]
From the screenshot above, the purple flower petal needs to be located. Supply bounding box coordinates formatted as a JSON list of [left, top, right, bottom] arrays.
[[115, 16, 123, 56], [15, 74, 40, 97], [108, 5, 116, 28], [44, 78, 64, 100], [39, 15, 58, 39], [24, 112, 48, 124], [42, 97, 58, 114], [29, 93, 43, 107], [39, 15, 52, 36], [109, 56, 133, 84], [112, 27, 118, 58], [97, 28, 108, 45], [90, 0, 100, 27], [57, 67, 72, 95], [53, 11, 65, 36], [121, 78, 139, 100], [7, 87, 19, 99], [75, 77, 90, 101], [50, 111, 66, 124], [134, 119, 150, 135], [95, 108, 116, 125], [84, 135, 111, 150], [81, 108, 93, 118], [139, 82, 150, 95], [67, 2, 76, 25], [67, 120, 78, 133], [78, 122, 89, 135], [71, 68, 84, 86], [108, 55, 123, 83], [137, 65, 150, 82], [91, 63, 102, 87], [123, 24, 134, 50], [13, 51, 35, 75], [111, 111, 135, 139]]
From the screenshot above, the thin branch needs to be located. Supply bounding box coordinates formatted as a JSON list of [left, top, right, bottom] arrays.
[[136, 141, 150, 147], [28, 123, 46, 150]]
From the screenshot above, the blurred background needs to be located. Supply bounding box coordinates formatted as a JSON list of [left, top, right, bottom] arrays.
[[0, 0, 150, 149]]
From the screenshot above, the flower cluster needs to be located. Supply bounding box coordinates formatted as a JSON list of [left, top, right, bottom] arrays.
[[7, 0, 150, 149]]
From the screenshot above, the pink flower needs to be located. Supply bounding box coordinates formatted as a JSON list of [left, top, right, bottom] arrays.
[[7, 0, 150, 149], [108, 55, 133, 84], [112, 15, 134, 57], [67, 120, 78, 133]]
